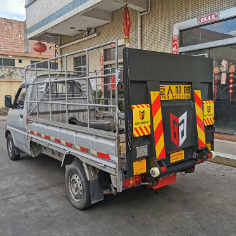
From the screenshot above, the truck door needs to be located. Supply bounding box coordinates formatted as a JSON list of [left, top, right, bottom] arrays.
[[8, 84, 28, 153]]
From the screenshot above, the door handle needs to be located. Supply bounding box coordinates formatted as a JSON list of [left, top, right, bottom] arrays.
[[20, 114, 23, 118]]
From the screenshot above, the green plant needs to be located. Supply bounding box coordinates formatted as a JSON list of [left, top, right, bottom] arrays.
[[94, 89, 103, 111]]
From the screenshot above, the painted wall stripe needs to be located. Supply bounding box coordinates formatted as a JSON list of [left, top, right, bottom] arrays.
[[27, 0, 91, 34], [150, 91, 166, 160], [194, 90, 206, 148]]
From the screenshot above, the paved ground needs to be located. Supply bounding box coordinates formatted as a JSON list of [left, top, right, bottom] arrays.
[[0, 120, 236, 236]]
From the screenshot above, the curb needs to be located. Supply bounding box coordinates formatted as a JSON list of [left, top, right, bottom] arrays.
[[0, 116, 7, 120], [209, 153, 236, 168]]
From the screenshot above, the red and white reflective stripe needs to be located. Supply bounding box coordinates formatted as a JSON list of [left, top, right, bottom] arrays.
[[90, 150, 110, 160], [28, 130, 110, 160]]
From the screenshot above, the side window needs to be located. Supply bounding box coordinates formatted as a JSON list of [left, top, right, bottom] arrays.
[[46, 81, 82, 97], [75, 55, 86, 76], [14, 88, 26, 108], [31, 61, 58, 69]]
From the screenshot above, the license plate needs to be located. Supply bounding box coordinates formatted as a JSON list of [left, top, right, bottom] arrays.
[[170, 150, 184, 163], [207, 142, 211, 151], [133, 158, 146, 175], [160, 85, 191, 100]]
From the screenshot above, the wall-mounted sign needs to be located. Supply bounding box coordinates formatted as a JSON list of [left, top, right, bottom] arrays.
[[198, 13, 218, 25], [100, 52, 104, 92], [221, 73, 226, 84], [172, 35, 178, 54]]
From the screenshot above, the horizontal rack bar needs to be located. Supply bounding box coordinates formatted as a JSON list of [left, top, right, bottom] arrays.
[[26, 40, 116, 68], [26, 73, 116, 86], [27, 100, 116, 108]]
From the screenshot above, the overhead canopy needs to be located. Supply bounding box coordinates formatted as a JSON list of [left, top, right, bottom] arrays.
[[26, 0, 148, 44]]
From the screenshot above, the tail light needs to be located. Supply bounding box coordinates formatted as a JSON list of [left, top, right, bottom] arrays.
[[197, 159, 204, 164], [207, 153, 212, 158], [123, 174, 142, 189]]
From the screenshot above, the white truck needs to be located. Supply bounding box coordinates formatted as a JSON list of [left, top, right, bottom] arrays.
[[5, 40, 215, 209]]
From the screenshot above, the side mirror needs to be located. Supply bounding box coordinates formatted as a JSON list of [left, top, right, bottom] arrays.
[[5, 95, 12, 108]]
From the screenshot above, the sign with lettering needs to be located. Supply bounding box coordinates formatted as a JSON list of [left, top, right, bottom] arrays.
[[160, 85, 191, 100], [100, 53, 104, 92], [172, 35, 179, 54], [198, 13, 218, 25]]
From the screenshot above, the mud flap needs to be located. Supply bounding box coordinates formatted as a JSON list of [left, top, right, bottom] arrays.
[[90, 178, 104, 204], [83, 163, 104, 204]]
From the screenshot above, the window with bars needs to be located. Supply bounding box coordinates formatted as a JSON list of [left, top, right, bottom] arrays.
[[74, 55, 86, 76], [0, 58, 15, 66], [31, 61, 58, 69]]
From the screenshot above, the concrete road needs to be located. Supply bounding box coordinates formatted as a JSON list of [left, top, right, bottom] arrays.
[[0, 120, 236, 236]]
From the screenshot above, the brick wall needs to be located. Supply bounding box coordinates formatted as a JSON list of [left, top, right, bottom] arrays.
[[0, 18, 55, 59]]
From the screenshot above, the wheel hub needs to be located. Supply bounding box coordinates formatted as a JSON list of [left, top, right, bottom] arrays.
[[69, 173, 83, 202], [8, 139, 12, 156]]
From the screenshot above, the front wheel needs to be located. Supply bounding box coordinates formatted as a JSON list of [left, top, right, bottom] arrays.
[[65, 161, 91, 210], [7, 133, 20, 161]]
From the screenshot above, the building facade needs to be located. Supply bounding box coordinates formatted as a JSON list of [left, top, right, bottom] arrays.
[[0, 18, 56, 107], [25, 0, 236, 134]]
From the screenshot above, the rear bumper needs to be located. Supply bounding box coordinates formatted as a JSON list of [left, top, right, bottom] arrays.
[[160, 159, 198, 177]]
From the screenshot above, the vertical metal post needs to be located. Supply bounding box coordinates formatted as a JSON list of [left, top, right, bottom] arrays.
[[95, 71, 98, 108], [86, 49, 90, 128], [35, 64, 39, 118], [114, 39, 120, 191], [115, 40, 119, 134], [48, 60, 52, 121], [110, 67, 112, 113], [24, 66, 28, 119], [65, 56, 68, 123]]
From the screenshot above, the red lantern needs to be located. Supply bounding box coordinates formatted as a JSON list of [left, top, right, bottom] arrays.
[[228, 74, 234, 101], [123, 5, 131, 43], [33, 42, 47, 59]]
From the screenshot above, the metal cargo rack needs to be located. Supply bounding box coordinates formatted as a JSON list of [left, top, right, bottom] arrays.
[[24, 40, 125, 192]]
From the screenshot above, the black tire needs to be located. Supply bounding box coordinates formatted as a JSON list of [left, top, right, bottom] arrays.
[[7, 133, 20, 161], [65, 161, 91, 210]]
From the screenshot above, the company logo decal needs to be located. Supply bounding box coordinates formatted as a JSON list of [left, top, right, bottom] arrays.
[[139, 110, 145, 120], [170, 111, 187, 147], [207, 106, 211, 113]]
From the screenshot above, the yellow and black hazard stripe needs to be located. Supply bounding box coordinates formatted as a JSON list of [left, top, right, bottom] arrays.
[[132, 104, 151, 137], [150, 91, 166, 160], [202, 100, 214, 126], [194, 90, 206, 148]]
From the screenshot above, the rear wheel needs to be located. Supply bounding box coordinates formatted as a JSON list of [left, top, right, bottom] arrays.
[[65, 161, 91, 210], [7, 133, 20, 161]]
